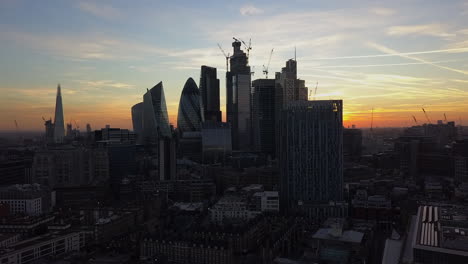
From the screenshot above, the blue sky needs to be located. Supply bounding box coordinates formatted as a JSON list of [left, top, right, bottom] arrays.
[[1, 0, 468, 130]]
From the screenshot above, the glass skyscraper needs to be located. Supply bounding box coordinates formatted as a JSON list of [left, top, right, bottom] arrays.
[[251, 79, 276, 156], [226, 40, 251, 150], [53, 84, 65, 143], [177, 78, 204, 133], [131, 102, 144, 144], [142, 82, 171, 144], [199, 66, 221, 122]]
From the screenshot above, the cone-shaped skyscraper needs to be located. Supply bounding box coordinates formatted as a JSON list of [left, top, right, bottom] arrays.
[[177, 78, 203, 133], [53, 84, 65, 143]]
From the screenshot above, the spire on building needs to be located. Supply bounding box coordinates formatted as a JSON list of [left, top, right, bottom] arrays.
[[53, 84, 65, 143]]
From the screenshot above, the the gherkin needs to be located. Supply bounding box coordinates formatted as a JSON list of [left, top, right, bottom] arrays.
[[177, 78, 203, 133]]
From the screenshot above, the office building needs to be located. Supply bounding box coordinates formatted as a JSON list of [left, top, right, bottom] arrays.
[[0, 159, 29, 185], [275, 59, 308, 110], [32, 146, 109, 188], [251, 79, 276, 156], [0, 184, 51, 216], [343, 128, 363, 161], [200, 65, 221, 122], [201, 121, 232, 164], [131, 102, 144, 144], [226, 40, 251, 150], [142, 82, 171, 145], [53, 84, 65, 143], [279, 100, 343, 217], [177, 77, 203, 133], [0, 231, 85, 264], [94, 125, 136, 143], [408, 205, 468, 263]]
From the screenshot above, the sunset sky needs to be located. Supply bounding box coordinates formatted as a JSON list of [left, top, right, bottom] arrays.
[[1, 0, 468, 131]]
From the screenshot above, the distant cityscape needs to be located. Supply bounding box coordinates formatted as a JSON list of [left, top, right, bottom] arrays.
[[1, 37, 468, 264]]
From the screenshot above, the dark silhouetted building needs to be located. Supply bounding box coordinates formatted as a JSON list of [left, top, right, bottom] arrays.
[[344, 128, 363, 161], [177, 78, 203, 133], [142, 82, 171, 145], [252, 79, 276, 157], [226, 40, 251, 151], [279, 100, 344, 217], [131, 102, 144, 144], [200, 66, 221, 122], [201, 122, 232, 164], [53, 84, 65, 143]]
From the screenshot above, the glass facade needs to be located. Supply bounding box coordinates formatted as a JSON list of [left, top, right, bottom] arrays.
[[142, 82, 171, 145], [177, 78, 203, 133], [131, 102, 144, 144], [279, 100, 343, 214]]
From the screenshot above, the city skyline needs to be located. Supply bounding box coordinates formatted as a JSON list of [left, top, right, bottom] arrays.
[[1, 0, 468, 131]]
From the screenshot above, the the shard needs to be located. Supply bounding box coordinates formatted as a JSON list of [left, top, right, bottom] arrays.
[[53, 84, 65, 143], [177, 78, 203, 133]]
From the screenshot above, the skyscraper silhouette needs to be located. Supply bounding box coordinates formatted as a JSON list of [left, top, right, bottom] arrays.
[[53, 84, 65, 143], [177, 78, 203, 133], [131, 102, 144, 144], [226, 40, 251, 150], [199, 66, 221, 122], [251, 79, 276, 156], [279, 100, 343, 216], [142, 82, 171, 144]]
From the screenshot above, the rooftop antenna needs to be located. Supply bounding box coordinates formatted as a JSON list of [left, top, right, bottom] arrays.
[[444, 113, 447, 122], [370, 108, 374, 132], [294, 46, 297, 61]]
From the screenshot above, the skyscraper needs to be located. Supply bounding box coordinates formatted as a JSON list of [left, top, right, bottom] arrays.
[[279, 100, 343, 216], [275, 59, 308, 111], [251, 79, 276, 156], [53, 84, 65, 143], [131, 102, 144, 144], [142, 82, 171, 144], [177, 78, 203, 133], [226, 40, 251, 150], [200, 66, 221, 122]]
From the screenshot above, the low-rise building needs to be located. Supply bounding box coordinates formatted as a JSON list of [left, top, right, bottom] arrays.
[[0, 231, 84, 264], [409, 205, 468, 264], [0, 184, 52, 216]]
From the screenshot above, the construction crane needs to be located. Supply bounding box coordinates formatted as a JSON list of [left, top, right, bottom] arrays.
[[217, 43, 230, 72], [240, 38, 252, 59], [14, 120, 19, 134], [313, 82, 318, 100], [422, 108, 432, 124], [412, 115, 418, 124], [74, 120, 80, 130], [262, 48, 274, 79]]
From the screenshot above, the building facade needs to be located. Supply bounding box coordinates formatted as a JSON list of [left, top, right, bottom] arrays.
[[226, 40, 251, 151], [251, 79, 276, 156], [279, 100, 344, 216], [177, 78, 204, 133], [142, 82, 172, 145], [201, 121, 232, 164], [53, 84, 65, 143], [200, 66, 221, 122], [131, 102, 144, 144]]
